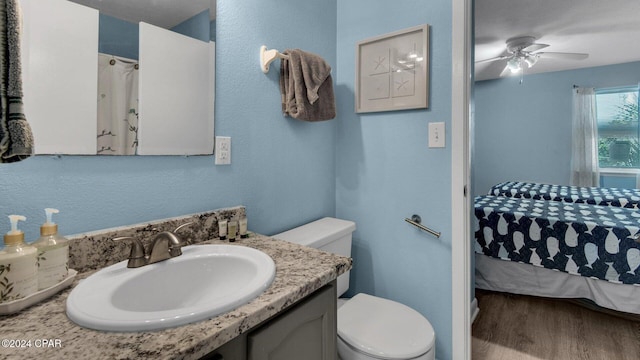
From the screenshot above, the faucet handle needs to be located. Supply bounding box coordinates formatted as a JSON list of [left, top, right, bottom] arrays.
[[113, 237, 147, 268], [173, 221, 193, 233], [173, 222, 194, 245]]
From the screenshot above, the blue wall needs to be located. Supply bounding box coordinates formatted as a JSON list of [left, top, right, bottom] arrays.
[[0, 0, 337, 244], [474, 61, 640, 196], [600, 174, 636, 188], [4, 2, 458, 358], [171, 9, 211, 43], [336, 1, 453, 359], [99, 14, 138, 60], [99, 11, 214, 61]]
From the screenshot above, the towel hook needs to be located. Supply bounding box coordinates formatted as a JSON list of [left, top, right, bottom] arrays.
[[260, 45, 289, 73]]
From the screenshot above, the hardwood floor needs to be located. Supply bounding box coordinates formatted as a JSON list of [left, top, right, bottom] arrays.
[[472, 290, 640, 360]]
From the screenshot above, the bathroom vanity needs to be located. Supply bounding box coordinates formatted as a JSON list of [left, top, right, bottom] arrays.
[[0, 207, 351, 359], [205, 282, 337, 360]]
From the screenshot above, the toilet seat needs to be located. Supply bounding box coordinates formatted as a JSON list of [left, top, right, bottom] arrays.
[[337, 293, 435, 359]]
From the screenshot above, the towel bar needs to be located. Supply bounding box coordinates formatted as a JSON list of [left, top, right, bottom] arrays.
[[260, 45, 290, 73], [405, 215, 441, 238]]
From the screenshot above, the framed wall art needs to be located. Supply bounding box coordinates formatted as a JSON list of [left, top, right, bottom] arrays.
[[355, 24, 429, 113]]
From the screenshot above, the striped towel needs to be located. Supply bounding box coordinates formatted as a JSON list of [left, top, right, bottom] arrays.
[[0, 0, 33, 163]]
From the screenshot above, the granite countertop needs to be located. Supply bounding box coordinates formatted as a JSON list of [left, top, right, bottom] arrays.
[[0, 234, 352, 360]]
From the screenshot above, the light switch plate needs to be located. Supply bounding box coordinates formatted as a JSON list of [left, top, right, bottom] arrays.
[[428, 122, 445, 148], [215, 136, 231, 165]]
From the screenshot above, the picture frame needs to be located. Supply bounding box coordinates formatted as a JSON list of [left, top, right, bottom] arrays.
[[355, 24, 430, 113]]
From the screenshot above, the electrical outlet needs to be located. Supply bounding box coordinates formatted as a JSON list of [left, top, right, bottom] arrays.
[[215, 136, 231, 165], [428, 122, 445, 148]]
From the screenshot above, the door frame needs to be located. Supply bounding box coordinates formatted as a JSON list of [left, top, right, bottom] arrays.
[[451, 0, 472, 359]]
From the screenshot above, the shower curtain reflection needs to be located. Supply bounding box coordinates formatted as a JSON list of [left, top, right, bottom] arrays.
[[97, 53, 139, 155]]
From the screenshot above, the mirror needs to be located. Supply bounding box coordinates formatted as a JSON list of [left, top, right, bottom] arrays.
[[19, 0, 216, 155], [473, 0, 640, 195]]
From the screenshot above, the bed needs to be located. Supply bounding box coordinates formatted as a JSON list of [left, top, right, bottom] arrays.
[[474, 194, 640, 314], [490, 181, 640, 209]]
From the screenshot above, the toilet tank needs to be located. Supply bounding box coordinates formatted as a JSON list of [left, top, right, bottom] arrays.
[[273, 217, 356, 297]]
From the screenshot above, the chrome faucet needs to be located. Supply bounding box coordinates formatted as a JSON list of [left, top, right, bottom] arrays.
[[114, 222, 193, 268]]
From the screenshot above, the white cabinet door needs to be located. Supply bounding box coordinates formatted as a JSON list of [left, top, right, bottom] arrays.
[[20, 0, 98, 154], [137, 22, 214, 155]]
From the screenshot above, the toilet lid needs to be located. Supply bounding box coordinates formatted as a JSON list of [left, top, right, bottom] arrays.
[[337, 293, 435, 359]]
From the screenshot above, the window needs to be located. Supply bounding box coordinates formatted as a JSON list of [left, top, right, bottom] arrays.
[[596, 86, 640, 169]]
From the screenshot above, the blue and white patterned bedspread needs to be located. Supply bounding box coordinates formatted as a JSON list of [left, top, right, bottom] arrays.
[[474, 195, 640, 285], [490, 181, 640, 209]]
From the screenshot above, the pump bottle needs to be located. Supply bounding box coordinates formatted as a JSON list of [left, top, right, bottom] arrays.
[[33, 208, 69, 289], [0, 215, 38, 303]]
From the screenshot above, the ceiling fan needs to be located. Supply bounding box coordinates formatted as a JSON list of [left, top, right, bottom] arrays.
[[476, 36, 589, 77]]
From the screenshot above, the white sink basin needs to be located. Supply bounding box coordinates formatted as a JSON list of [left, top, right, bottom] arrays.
[[66, 244, 275, 332]]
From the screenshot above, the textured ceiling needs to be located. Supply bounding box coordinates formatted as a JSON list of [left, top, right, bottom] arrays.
[[70, 0, 216, 29], [475, 0, 640, 81]]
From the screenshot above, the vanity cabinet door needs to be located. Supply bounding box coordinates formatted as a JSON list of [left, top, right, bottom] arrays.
[[202, 334, 246, 360], [247, 282, 337, 360]]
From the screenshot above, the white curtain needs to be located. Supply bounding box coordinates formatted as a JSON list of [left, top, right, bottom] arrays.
[[570, 87, 600, 187], [97, 54, 139, 155]]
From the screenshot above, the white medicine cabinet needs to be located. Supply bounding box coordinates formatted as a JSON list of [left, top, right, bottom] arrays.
[[19, 0, 215, 156]]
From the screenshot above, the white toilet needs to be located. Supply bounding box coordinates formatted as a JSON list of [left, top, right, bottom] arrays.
[[274, 217, 436, 360]]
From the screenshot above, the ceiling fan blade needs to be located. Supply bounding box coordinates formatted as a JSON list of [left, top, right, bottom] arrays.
[[475, 55, 509, 64], [536, 52, 589, 60], [499, 63, 512, 77], [522, 43, 549, 52]]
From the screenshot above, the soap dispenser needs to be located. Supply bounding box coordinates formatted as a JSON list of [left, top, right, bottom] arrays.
[[0, 215, 38, 303], [33, 208, 69, 289]]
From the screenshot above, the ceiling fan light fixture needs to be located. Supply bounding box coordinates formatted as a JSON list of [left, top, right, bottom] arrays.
[[524, 54, 538, 68], [507, 57, 522, 73]]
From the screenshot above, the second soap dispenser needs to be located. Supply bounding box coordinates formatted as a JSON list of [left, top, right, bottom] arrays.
[[33, 208, 69, 290]]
